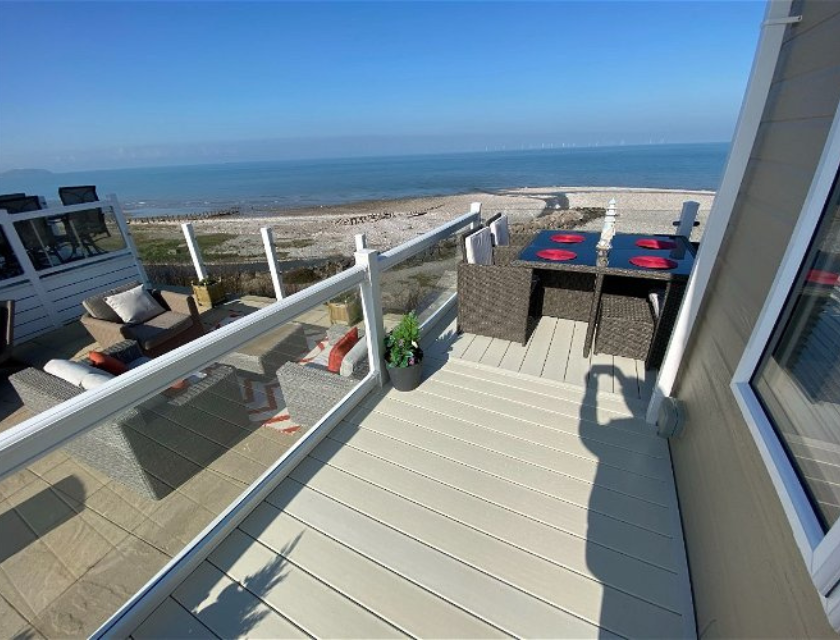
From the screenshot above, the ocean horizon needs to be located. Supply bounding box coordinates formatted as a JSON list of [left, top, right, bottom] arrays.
[[0, 142, 728, 217]]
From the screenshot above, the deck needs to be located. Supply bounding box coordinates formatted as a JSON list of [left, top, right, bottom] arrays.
[[132, 311, 695, 639]]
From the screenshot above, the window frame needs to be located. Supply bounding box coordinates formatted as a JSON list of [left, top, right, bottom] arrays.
[[732, 100, 840, 630]]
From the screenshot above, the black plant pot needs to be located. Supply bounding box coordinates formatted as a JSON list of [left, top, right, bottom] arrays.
[[388, 362, 422, 392]]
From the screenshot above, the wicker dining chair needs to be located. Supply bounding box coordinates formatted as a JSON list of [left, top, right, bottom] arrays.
[[457, 227, 537, 345]]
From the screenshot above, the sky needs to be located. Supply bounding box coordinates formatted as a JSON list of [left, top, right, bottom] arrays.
[[0, 1, 766, 172]]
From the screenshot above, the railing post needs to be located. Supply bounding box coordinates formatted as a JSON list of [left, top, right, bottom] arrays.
[[181, 222, 208, 282], [108, 194, 149, 286], [676, 200, 700, 238], [260, 227, 285, 300], [0, 210, 61, 329], [470, 202, 482, 227], [354, 234, 387, 387]]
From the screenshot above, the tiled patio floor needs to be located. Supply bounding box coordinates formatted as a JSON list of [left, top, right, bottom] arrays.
[[0, 296, 339, 638]]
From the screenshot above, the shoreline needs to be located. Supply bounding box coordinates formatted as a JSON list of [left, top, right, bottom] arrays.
[[130, 186, 716, 266]]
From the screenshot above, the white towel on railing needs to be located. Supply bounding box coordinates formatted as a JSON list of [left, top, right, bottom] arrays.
[[489, 214, 510, 247], [465, 227, 494, 265]]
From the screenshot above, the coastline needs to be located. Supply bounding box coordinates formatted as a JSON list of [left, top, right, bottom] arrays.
[[130, 186, 715, 267]]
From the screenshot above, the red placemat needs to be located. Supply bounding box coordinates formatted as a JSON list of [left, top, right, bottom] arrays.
[[550, 233, 585, 244], [807, 269, 839, 285], [630, 256, 678, 270], [536, 249, 577, 261], [636, 238, 677, 250]]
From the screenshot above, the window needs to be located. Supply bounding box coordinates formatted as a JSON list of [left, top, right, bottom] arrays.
[[752, 171, 840, 530], [732, 105, 840, 631]]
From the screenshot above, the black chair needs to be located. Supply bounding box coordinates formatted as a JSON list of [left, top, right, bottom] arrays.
[[0, 195, 67, 268], [59, 186, 111, 252]]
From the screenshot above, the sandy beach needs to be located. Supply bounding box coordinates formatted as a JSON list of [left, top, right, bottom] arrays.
[[130, 186, 716, 265]]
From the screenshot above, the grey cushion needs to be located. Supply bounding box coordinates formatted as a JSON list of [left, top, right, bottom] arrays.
[[104, 285, 165, 324], [82, 281, 142, 322], [125, 311, 191, 351]]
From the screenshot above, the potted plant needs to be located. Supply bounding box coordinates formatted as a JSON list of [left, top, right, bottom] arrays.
[[191, 277, 226, 307], [384, 312, 423, 392], [327, 290, 362, 325]]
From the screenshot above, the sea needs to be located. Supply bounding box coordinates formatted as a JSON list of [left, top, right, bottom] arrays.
[[0, 142, 728, 218]]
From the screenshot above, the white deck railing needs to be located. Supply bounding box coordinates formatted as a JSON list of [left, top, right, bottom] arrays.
[[0, 195, 148, 341], [0, 203, 481, 638]]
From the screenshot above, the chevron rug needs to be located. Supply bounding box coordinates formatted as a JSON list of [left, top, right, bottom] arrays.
[[236, 375, 301, 434]]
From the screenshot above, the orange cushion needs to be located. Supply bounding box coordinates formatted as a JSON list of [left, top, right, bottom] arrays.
[[328, 328, 359, 373], [88, 351, 129, 375]]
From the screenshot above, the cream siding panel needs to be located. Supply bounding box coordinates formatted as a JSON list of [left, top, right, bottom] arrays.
[[671, 0, 840, 635]]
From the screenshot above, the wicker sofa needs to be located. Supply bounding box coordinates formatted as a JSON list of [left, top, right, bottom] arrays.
[[10, 341, 247, 500], [80, 282, 204, 357], [277, 326, 369, 429]]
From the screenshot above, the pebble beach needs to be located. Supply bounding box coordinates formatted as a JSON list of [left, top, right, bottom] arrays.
[[132, 186, 716, 265]]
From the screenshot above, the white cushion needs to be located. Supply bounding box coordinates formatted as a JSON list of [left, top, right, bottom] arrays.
[[44, 359, 99, 387], [104, 285, 165, 324], [649, 290, 665, 318], [489, 214, 510, 247], [80, 371, 115, 390], [465, 227, 493, 265]]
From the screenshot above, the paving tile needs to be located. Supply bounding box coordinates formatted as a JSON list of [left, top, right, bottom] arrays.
[[0, 468, 38, 501], [178, 471, 247, 515], [208, 449, 266, 486], [5, 478, 77, 537], [0, 595, 34, 639], [0, 498, 38, 565], [0, 537, 76, 620], [40, 459, 106, 504], [24, 449, 69, 478], [29, 536, 168, 639], [83, 484, 149, 532]]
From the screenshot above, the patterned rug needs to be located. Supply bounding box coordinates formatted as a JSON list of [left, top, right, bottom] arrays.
[[236, 375, 300, 435], [204, 309, 327, 434]]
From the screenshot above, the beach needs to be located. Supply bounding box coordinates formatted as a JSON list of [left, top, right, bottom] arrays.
[[131, 186, 716, 266]]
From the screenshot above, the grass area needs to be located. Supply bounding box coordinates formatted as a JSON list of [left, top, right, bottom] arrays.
[[133, 232, 237, 263]]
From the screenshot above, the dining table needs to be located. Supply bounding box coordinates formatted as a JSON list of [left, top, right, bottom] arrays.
[[512, 230, 696, 367]]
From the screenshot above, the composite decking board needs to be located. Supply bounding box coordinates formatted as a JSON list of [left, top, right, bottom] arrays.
[[266, 479, 609, 639], [172, 560, 307, 639], [239, 505, 506, 639], [460, 333, 493, 362], [288, 457, 685, 638], [590, 349, 616, 395], [363, 381, 665, 459], [519, 316, 557, 377], [349, 397, 672, 489], [563, 321, 592, 388], [330, 420, 671, 535], [323, 425, 677, 571], [543, 318, 576, 382], [425, 366, 645, 422], [358, 393, 670, 474], [306, 437, 683, 609], [415, 375, 656, 437], [613, 355, 642, 400], [441, 357, 647, 417], [479, 337, 511, 368], [447, 331, 476, 359], [132, 597, 218, 640], [207, 529, 400, 638], [498, 335, 529, 371], [339, 412, 672, 529]]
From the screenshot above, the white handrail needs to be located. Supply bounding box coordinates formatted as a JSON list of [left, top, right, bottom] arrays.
[[379, 210, 480, 271], [0, 265, 366, 481]]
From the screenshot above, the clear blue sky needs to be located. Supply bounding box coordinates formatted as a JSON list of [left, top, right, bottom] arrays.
[[0, 1, 766, 172]]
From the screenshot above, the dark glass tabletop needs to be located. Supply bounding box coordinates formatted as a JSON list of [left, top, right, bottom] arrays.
[[515, 230, 695, 278]]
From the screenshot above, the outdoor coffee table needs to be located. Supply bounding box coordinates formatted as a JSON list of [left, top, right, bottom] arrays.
[[513, 230, 696, 367]]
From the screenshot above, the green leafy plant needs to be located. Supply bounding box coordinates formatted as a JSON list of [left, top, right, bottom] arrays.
[[193, 277, 219, 286], [384, 312, 423, 368]]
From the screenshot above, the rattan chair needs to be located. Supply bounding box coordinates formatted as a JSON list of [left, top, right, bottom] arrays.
[[9, 341, 249, 500], [457, 228, 537, 345]]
